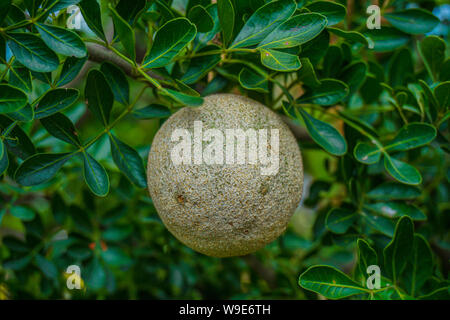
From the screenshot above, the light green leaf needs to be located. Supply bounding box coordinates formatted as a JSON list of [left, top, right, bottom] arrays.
[[354, 142, 381, 164], [297, 108, 347, 156], [109, 134, 147, 188], [383, 216, 414, 283], [299, 265, 368, 299], [0, 84, 28, 114], [260, 48, 301, 72], [230, 0, 296, 49], [15, 152, 74, 186], [82, 152, 109, 197], [143, 18, 196, 69], [35, 88, 79, 119], [258, 13, 327, 49], [10, 205, 35, 221], [36, 23, 87, 58], [6, 33, 59, 72], [385, 9, 439, 35]]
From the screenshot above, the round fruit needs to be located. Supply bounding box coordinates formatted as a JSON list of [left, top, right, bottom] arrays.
[[147, 94, 303, 257]]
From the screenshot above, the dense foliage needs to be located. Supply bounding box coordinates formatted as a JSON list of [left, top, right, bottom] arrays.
[[0, 0, 448, 300]]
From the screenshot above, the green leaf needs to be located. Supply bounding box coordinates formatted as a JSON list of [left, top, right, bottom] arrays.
[[82, 152, 109, 196], [15, 153, 74, 186], [361, 211, 395, 237], [100, 62, 129, 105], [258, 13, 327, 49], [161, 88, 203, 106], [230, 0, 296, 49], [7, 32, 59, 72], [297, 108, 347, 156], [384, 156, 422, 185], [9, 65, 32, 92], [388, 123, 436, 152], [40, 113, 81, 146], [365, 202, 426, 221], [0, 0, 12, 25], [85, 70, 113, 126], [188, 5, 214, 33], [132, 104, 171, 119], [36, 23, 87, 58], [389, 48, 414, 87], [363, 28, 409, 52], [306, 1, 346, 26], [301, 29, 329, 65], [297, 79, 348, 106], [109, 5, 135, 61], [385, 9, 439, 35], [299, 265, 368, 299], [297, 58, 321, 88], [325, 208, 356, 234], [434, 81, 450, 111], [357, 239, 378, 280], [181, 45, 221, 84], [194, 3, 220, 51], [367, 182, 421, 201], [79, 0, 106, 40], [34, 254, 58, 279], [238, 68, 268, 93], [35, 88, 79, 119], [0, 115, 36, 159], [419, 36, 445, 82], [109, 134, 147, 188], [383, 216, 414, 282], [115, 0, 146, 25], [0, 84, 28, 114], [86, 257, 106, 290], [339, 61, 367, 95], [143, 18, 196, 68], [259, 48, 301, 72], [327, 27, 368, 45], [0, 139, 8, 175], [8, 104, 34, 122], [354, 142, 381, 164], [419, 287, 450, 300], [10, 205, 35, 221], [3, 256, 32, 271], [217, 0, 234, 46], [101, 247, 132, 267], [403, 234, 433, 296], [57, 56, 87, 86]]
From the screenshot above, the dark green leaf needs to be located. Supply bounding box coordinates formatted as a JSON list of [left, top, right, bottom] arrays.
[[0, 139, 8, 175], [101, 247, 132, 267], [0, 0, 11, 25], [115, 0, 146, 25], [109, 5, 135, 61], [57, 56, 87, 86], [258, 13, 327, 49], [161, 88, 203, 106], [36, 23, 87, 58], [328, 27, 368, 45], [82, 152, 109, 196], [217, 0, 234, 46], [9, 66, 32, 92], [297, 79, 348, 106], [325, 208, 356, 234], [188, 5, 214, 33], [299, 265, 367, 299], [357, 239, 378, 279], [3, 255, 32, 271], [383, 216, 414, 282], [365, 202, 426, 221], [403, 234, 433, 296], [354, 142, 381, 164], [339, 61, 367, 95], [6, 32, 59, 72], [181, 45, 221, 84], [35, 88, 79, 119], [260, 48, 301, 72], [384, 156, 422, 185], [100, 62, 129, 105], [194, 3, 220, 51], [419, 36, 445, 82], [389, 48, 414, 88], [388, 123, 436, 152], [363, 28, 409, 52], [367, 182, 421, 201], [230, 0, 296, 49], [109, 134, 146, 188], [7, 104, 34, 122], [306, 1, 346, 26], [385, 9, 439, 35], [85, 70, 113, 126], [132, 104, 171, 119], [0, 115, 36, 159], [15, 153, 73, 186], [79, 0, 106, 40], [34, 254, 58, 279], [10, 206, 35, 221], [40, 113, 81, 146], [434, 81, 450, 111], [361, 211, 395, 237], [0, 84, 28, 114], [143, 18, 196, 68], [297, 108, 347, 156], [238, 68, 268, 93], [297, 58, 320, 88]]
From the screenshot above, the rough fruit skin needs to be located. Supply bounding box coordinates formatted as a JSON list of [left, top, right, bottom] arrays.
[[147, 94, 303, 257]]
